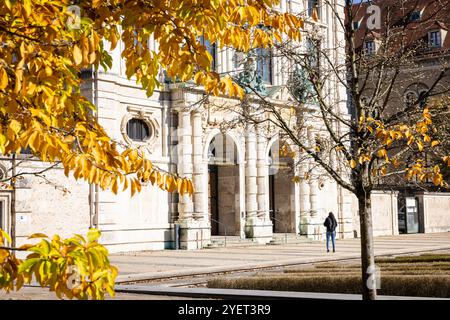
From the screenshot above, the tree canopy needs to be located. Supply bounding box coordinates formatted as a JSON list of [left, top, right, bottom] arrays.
[[0, 0, 303, 299], [0, 0, 302, 195]]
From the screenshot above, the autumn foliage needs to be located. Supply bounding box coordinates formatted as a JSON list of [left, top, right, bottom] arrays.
[[0, 0, 303, 299], [0, 228, 117, 300], [0, 0, 302, 196]]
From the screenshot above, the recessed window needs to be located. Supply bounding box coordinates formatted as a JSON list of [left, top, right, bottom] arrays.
[[308, 0, 321, 19], [429, 30, 442, 48], [306, 38, 320, 75], [410, 11, 422, 21], [364, 40, 376, 55], [353, 21, 361, 30], [200, 36, 217, 71], [255, 47, 272, 84], [126, 118, 151, 142]]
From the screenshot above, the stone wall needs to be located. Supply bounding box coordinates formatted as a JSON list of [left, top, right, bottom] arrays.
[[351, 191, 399, 237], [417, 192, 450, 233], [0, 159, 91, 247], [371, 191, 399, 236]]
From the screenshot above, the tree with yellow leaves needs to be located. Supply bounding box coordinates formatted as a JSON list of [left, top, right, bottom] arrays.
[[0, 0, 303, 299], [220, 0, 450, 300]]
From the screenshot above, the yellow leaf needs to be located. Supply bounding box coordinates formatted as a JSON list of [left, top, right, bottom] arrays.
[[377, 149, 387, 158], [87, 228, 101, 242], [28, 233, 48, 239], [0, 250, 9, 264], [9, 120, 21, 135], [431, 141, 440, 148], [349, 159, 357, 169], [0, 67, 8, 90], [416, 141, 424, 152], [73, 45, 83, 66], [18, 244, 34, 251], [112, 178, 119, 194]]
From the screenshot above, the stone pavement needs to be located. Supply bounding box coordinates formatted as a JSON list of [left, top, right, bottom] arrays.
[[1, 232, 449, 300], [112, 232, 450, 283]]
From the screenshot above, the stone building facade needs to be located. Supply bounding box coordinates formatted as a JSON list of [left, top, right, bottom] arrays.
[[1, 0, 449, 253]]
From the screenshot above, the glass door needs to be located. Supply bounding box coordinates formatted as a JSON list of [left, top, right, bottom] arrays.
[[405, 197, 419, 234]]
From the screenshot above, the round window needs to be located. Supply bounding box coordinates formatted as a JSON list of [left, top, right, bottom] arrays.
[[126, 118, 152, 142]]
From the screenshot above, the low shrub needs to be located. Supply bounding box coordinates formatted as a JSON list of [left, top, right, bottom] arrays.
[[208, 275, 450, 298], [376, 255, 450, 264]]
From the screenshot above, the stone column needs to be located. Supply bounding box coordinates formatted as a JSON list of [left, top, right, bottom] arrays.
[[176, 108, 210, 250], [309, 169, 319, 219], [299, 163, 311, 235], [256, 126, 268, 220], [244, 123, 272, 243], [303, 126, 322, 239], [192, 109, 205, 221], [245, 123, 258, 223], [177, 110, 194, 221]]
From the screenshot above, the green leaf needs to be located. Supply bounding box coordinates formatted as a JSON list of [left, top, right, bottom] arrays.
[[18, 258, 41, 273]]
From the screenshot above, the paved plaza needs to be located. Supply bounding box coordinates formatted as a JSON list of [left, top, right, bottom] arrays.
[[112, 232, 450, 283], [1, 232, 450, 299]]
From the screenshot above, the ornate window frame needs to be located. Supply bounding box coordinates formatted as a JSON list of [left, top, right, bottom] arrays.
[[121, 106, 160, 152], [403, 83, 429, 108]]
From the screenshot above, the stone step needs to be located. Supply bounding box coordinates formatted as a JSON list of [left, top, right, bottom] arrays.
[[270, 235, 316, 245], [206, 236, 263, 248]]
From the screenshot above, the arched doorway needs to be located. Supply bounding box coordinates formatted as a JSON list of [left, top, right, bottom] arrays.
[[268, 142, 295, 233], [207, 133, 241, 236]]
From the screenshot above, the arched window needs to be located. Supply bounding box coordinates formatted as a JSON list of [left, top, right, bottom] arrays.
[[126, 118, 151, 142]]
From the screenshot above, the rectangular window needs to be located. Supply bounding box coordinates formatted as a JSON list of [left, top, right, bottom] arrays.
[[364, 40, 376, 55], [200, 36, 217, 70], [410, 11, 421, 21], [353, 21, 360, 30], [308, 0, 321, 19], [255, 47, 272, 84], [233, 51, 243, 70], [306, 38, 320, 75], [429, 31, 442, 48]]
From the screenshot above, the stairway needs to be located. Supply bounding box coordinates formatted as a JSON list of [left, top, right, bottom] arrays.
[[205, 236, 260, 249], [269, 233, 315, 245], [205, 234, 315, 248]]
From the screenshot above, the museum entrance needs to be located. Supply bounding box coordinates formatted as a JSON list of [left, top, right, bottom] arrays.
[[207, 134, 240, 236], [268, 144, 295, 233]]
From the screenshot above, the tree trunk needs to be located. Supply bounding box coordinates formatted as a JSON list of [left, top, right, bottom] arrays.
[[358, 191, 377, 300]]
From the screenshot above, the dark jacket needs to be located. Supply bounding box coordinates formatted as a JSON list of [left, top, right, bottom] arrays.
[[324, 215, 338, 232]]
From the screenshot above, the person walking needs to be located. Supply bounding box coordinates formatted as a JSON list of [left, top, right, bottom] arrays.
[[324, 212, 338, 253]]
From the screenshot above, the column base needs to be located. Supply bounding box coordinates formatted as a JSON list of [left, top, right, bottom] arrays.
[[337, 217, 355, 239], [300, 216, 324, 241], [177, 219, 211, 250], [245, 217, 273, 244]]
